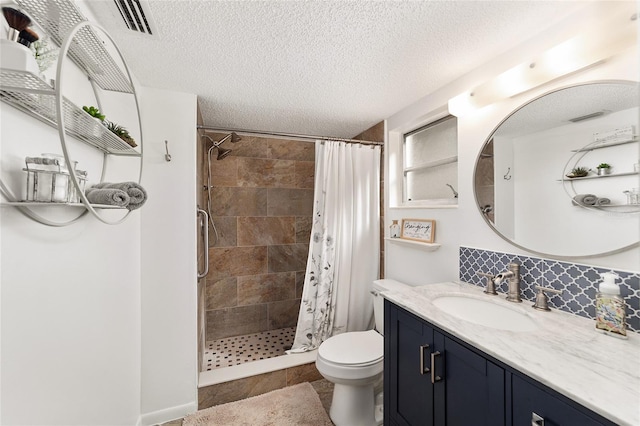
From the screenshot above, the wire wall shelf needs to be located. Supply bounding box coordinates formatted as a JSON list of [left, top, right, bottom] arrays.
[[14, 0, 133, 93], [0, 69, 140, 156], [2, 201, 127, 210]]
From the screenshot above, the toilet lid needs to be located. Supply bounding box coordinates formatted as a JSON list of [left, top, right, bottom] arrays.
[[318, 330, 383, 365]]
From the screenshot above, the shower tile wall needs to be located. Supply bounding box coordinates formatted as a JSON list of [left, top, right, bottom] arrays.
[[204, 134, 314, 341], [474, 140, 494, 222]]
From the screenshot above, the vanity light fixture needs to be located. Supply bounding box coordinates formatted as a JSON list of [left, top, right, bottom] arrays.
[[448, 5, 638, 117]]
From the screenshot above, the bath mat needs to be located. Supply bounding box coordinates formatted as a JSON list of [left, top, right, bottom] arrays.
[[183, 382, 333, 426]]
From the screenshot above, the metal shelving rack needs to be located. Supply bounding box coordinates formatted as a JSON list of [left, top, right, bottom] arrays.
[[561, 137, 639, 214], [0, 0, 144, 226], [14, 0, 132, 93], [0, 69, 139, 156]]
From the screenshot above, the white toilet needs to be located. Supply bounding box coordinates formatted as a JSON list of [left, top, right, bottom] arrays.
[[316, 279, 402, 426]]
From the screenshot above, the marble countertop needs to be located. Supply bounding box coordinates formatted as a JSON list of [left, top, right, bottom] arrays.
[[380, 280, 640, 426]]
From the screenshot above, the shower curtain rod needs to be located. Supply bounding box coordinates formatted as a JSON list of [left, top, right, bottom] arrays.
[[196, 125, 384, 147]]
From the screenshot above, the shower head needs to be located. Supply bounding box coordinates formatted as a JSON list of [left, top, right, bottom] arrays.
[[229, 132, 242, 143], [216, 146, 232, 160], [202, 133, 236, 160]]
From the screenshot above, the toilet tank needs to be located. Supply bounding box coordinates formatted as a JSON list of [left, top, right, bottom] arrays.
[[372, 279, 406, 335]]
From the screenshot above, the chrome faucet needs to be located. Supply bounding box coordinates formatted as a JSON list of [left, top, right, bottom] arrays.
[[493, 262, 521, 303], [477, 271, 497, 295]]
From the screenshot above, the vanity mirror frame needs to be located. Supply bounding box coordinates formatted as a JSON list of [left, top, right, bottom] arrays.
[[473, 80, 639, 259]]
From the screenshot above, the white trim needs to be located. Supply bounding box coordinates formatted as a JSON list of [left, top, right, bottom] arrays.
[[385, 238, 441, 251], [198, 350, 317, 388], [138, 401, 198, 426]]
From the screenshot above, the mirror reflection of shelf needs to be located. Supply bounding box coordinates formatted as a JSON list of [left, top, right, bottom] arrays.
[[558, 171, 639, 182], [571, 137, 637, 152], [577, 204, 640, 213], [385, 237, 441, 251], [1, 201, 128, 209], [0, 69, 140, 156]]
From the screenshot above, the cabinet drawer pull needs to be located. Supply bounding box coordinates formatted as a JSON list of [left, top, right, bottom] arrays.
[[531, 412, 545, 426], [419, 344, 430, 375], [430, 350, 442, 384]]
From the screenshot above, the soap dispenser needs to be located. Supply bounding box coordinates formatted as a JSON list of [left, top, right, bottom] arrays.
[[595, 272, 627, 338]]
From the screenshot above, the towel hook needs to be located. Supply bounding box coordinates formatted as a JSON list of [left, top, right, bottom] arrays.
[[164, 140, 172, 162], [503, 167, 511, 180]]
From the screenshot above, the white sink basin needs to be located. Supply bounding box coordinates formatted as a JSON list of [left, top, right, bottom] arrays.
[[432, 295, 538, 332]]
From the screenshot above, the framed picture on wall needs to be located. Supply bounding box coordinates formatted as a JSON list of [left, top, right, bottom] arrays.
[[400, 219, 436, 243]]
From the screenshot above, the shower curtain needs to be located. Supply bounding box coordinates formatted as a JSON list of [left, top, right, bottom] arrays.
[[289, 140, 380, 352]]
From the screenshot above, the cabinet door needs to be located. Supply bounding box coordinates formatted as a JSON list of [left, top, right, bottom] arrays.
[[438, 335, 505, 426], [512, 375, 612, 426], [385, 301, 435, 426]]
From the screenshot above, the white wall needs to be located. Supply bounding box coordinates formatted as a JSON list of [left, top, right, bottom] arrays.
[[385, 2, 640, 285], [1, 99, 141, 425], [139, 87, 198, 425], [0, 49, 197, 426], [510, 108, 638, 256]]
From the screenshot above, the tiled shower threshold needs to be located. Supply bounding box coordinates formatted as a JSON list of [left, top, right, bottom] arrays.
[[199, 327, 317, 387], [199, 349, 317, 387]]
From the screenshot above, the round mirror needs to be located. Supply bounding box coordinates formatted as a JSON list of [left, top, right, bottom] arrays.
[[474, 81, 639, 258]]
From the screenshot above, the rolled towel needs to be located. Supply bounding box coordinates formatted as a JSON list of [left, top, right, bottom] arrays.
[[92, 181, 147, 210], [572, 194, 598, 206], [85, 188, 130, 207], [596, 198, 611, 205]]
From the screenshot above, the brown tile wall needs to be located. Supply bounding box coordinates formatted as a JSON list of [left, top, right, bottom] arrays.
[[203, 134, 314, 341], [475, 139, 495, 222]]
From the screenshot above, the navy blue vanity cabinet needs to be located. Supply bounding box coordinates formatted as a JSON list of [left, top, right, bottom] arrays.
[[385, 301, 616, 426], [385, 300, 435, 425], [511, 375, 616, 426], [384, 300, 505, 426]]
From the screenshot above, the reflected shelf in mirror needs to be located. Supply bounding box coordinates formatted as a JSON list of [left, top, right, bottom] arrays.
[[473, 80, 640, 258], [570, 137, 637, 152], [557, 171, 639, 181]]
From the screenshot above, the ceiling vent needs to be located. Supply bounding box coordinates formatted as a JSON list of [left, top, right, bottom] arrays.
[[112, 0, 155, 35], [568, 110, 608, 123]]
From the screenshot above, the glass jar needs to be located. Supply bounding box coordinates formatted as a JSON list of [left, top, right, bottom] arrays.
[[624, 188, 640, 205], [67, 169, 87, 203], [23, 155, 85, 203]]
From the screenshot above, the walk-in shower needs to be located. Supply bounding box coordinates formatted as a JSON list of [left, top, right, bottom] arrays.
[[198, 131, 313, 379]]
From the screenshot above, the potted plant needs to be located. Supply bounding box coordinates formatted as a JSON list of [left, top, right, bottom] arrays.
[[596, 163, 611, 176], [82, 105, 105, 122], [105, 121, 137, 148], [566, 166, 590, 178]]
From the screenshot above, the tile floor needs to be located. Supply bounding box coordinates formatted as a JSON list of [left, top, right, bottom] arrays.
[[203, 327, 296, 371]]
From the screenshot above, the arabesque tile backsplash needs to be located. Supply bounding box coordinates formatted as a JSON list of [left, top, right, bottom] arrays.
[[459, 246, 640, 333]]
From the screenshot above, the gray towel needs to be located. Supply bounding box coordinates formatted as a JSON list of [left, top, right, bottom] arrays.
[[596, 198, 611, 205], [93, 181, 147, 210], [85, 188, 130, 207], [572, 194, 598, 206]]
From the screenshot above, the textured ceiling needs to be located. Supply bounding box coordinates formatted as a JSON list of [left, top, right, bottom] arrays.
[[495, 83, 640, 139], [84, 0, 588, 138]]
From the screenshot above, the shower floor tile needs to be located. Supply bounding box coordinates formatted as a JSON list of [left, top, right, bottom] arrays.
[[204, 327, 296, 371]]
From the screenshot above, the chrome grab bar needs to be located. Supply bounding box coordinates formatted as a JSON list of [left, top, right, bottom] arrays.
[[197, 208, 209, 279]]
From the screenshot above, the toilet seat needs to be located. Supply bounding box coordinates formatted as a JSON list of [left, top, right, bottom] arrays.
[[318, 330, 383, 366]]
